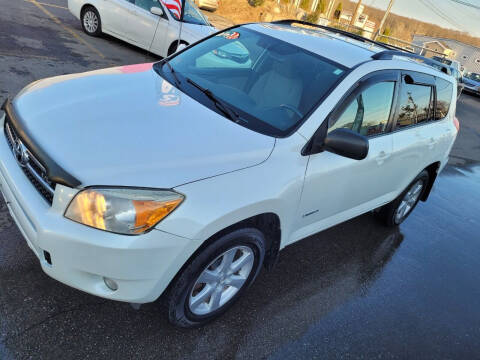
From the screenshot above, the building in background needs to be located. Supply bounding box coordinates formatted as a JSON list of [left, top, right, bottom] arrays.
[[413, 35, 480, 73]]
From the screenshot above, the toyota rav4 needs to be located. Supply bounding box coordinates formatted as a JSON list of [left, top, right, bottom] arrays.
[[0, 21, 458, 327]]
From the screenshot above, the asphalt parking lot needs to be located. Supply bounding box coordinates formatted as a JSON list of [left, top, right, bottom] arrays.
[[1, 1, 480, 359]]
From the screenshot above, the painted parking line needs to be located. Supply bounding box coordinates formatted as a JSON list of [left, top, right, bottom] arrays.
[[26, 0, 106, 60], [23, 0, 68, 10], [0, 51, 58, 61]]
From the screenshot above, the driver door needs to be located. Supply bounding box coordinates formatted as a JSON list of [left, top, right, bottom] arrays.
[[290, 71, 400, 244]]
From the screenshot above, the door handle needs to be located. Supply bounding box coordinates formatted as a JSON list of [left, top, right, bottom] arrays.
[[376, 151, 390, 165]]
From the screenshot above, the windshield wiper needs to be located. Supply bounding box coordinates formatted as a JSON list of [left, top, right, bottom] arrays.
[[163, 60, 181, 88], [186, 78, 242, 123]]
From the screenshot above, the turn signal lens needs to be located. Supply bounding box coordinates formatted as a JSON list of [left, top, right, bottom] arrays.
[[65, 188, 184, 235]]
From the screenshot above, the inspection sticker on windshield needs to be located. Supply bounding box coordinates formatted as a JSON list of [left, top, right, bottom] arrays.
[[217, 31, 240, 40], [333, 69, 344, 76]]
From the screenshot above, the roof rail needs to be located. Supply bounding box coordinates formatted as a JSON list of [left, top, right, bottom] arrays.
[[270, 19, 413, 53], [372, 50, 450, 74]]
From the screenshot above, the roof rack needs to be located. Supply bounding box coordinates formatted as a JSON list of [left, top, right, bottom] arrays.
[[270, 19, 413, 53], [372, 50, 450, 74]]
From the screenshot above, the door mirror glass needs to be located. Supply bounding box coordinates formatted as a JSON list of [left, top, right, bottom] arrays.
[[324, 129, 369, 160], [150, 6, 164, 16]]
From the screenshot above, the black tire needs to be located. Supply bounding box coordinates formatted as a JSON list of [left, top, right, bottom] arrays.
[[377, 170, 430, 227], [81, 6, 102, 37], [166, 228, 265, 328], [167, 41, 188, 56]]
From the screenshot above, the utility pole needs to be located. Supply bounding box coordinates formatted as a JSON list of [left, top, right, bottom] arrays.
[[374, 0, 394, 40], [349, 0, 362, 27]]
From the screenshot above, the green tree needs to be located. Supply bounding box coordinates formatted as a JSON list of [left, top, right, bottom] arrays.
[[378, 27, 392, 44], [306, 8, 321, 23]]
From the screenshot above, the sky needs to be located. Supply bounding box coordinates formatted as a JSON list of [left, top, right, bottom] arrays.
[[363, 0, 480, 37]]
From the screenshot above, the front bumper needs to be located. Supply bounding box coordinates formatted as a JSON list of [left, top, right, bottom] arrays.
[[0, 112, 198, 303]]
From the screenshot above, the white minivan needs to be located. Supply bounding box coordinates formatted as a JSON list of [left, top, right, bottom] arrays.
[[0, 21, 458, 327], [68, 0, 216, 57]]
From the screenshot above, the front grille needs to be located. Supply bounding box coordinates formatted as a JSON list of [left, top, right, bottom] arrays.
[[4, 121, 55, 204]]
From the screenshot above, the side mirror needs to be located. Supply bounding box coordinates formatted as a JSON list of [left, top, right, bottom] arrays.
[[150, 6, 164, 16], [324, 128, 369, 160]]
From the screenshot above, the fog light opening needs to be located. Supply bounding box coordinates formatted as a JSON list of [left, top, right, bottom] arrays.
[[43, 251, 52, 265], [103, 277, 118, 291]]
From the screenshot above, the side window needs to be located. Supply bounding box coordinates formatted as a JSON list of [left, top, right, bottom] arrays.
[[134, 0, 158, 12], [436, 78, 454, 119], [396, 76, 433, 128], [329, 82, 395, 137]]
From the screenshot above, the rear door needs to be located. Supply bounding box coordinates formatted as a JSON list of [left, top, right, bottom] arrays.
[[389, 71, 449, 194]]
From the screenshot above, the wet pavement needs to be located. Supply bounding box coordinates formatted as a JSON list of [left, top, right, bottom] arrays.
[[1, 0, 480, 358]]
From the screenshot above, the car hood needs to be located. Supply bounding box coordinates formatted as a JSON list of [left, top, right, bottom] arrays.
[[12, 63, 275, 188], [181, 23, 216, 41]]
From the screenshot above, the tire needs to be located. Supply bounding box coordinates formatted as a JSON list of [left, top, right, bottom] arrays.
[[167, 228, 266, 328], [168, 41, 188, 56], [81, 6, 102, 37], [377, 170, 429, 227]]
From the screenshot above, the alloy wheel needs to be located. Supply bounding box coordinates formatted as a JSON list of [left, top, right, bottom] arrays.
[[188, 246, 254, 316], [394, 179, 424, 224], [83, 11, 98, 33]]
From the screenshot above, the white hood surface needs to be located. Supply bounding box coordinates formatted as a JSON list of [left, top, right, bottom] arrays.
[[12, 63, 275, 188]]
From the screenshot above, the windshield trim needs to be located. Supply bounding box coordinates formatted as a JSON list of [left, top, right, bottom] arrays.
[[153, 26, 351, 138]]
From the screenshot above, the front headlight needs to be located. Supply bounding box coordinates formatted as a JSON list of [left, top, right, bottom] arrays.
[[65, 188, 184, 235]]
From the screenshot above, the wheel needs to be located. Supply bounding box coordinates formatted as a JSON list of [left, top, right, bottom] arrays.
[[167, 41, 188, 56], [377, 170, 429, 227], [81, 7, 102, 36], [166, 228, 265, 328]]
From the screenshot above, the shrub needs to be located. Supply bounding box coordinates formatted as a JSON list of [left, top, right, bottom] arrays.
[[306, 9, 321, 23], [248, 0, 265, 7], [300, 0, 310, 10]]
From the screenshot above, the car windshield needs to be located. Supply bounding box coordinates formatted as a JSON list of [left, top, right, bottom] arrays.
[[155, 27, 348, 137], [165, 0, 209, 26], [466, 72, 480, 82]]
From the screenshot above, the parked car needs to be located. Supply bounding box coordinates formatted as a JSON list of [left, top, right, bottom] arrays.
[[463, 72, 480, 96], [68, 0, 216, 57], [194, 0, 219, 12], [432, 56, 461, 72], [0, 21, 458, 328], [451, 66, 464, 97]]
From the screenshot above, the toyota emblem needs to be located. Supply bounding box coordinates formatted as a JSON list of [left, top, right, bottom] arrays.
[[14, 139, 29, 167]]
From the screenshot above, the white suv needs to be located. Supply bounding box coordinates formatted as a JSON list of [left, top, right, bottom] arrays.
[[0, 21, 458, 327]]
